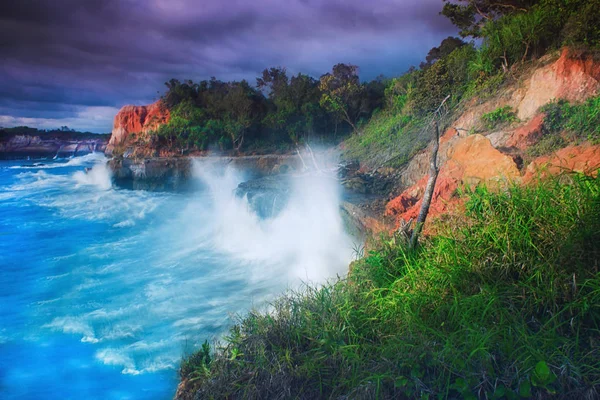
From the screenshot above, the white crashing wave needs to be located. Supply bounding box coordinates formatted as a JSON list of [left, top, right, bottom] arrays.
[[191, 159, 354, 283]]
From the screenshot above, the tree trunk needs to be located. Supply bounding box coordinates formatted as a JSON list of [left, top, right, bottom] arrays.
[[409, 121, 441, 250], [341, 107, 357, 132]]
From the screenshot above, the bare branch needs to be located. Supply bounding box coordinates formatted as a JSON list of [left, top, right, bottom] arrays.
[[409, 119, 441, 250]]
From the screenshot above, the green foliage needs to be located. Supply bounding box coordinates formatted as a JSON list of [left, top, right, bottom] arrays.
[[411, 43, 478, 115], [383, 69, 418, 113], [559, 0, 600, 48], [319, 64, 363, 130], [442, 0, 600, 80], [145, 63, 385, 154], [259, 68, 331, 144], [479, 7, 553, 70], [423, 36, 467, 67], [183, 175, 600, 398], [482, 105, 518, 129], [441, 0, 540, 38], [180, 340, 212, 381], [542, 96, 600, 143]]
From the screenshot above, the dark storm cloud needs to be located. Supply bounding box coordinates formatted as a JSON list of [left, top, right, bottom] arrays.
[[0, 0, 456, 132]]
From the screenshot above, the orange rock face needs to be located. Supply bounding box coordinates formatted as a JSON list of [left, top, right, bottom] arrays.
[[386, 134, 520, 225], [106, 101, 170, 155], [524, 144, 600, 182], [517, 49, 600, 119], [506, 113, 545, 150]]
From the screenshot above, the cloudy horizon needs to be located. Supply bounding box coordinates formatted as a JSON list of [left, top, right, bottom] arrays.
[[1, 0, 456, 133]]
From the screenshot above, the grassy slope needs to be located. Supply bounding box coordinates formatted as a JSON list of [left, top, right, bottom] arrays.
[[181, 174, 600, 399], [342, 111, 427, 170]]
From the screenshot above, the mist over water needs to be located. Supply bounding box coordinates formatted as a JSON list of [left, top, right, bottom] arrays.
[[0, 153, 354, 399]]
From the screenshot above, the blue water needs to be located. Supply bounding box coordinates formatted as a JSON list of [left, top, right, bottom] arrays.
[[0, 154, 353, 399]]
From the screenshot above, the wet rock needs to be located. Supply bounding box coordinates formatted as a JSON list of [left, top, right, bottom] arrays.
[[0, 134, 108, 160], [235, 176, 292, 218], [108, 157, 193, 191]]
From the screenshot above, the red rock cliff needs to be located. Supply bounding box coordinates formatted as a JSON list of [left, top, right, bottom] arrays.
[[105, 100, 170, 155], [385, 48, 600, 230]]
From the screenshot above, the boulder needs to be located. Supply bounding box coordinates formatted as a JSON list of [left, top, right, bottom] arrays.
[[524, 144, 600, 182], [505, 113, 546, 150]]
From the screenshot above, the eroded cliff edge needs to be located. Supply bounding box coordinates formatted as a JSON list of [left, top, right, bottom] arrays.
[[0, 129, 109, 160]]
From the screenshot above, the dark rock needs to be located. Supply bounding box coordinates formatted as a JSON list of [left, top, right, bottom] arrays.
[[108, 157, 194, 191], [235, 176, 292, 218], [107, 155, 304, 192]]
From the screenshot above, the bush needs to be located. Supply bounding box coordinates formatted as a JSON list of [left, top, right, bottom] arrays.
[[561, 0, 600, 48], [542, 96, 600, 143], [182, 175, 600, 399], [479, 7, 555, 71], [482, 106, 518, 129]]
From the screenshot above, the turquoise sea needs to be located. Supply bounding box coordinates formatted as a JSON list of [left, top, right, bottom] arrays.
[[0, 154, 353, 399]]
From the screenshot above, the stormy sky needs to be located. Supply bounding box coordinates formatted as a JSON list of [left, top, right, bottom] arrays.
[[0, 0, 456, 133]]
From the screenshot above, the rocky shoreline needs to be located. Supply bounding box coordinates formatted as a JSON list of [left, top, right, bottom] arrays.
[[0, 134, 108, 160], [107, 154, 305, 191]]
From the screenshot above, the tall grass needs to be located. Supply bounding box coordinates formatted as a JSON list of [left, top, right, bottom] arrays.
[[182, 175, 600, 399], [542, 96, 600, 144]]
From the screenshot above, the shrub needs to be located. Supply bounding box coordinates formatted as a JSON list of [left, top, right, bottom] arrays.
[[561, 0, 600, 48], [482, 106, 518, 129], [542, 96, 600, 143]]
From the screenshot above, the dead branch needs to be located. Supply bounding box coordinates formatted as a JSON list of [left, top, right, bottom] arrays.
[[409, 120, 441, 250]]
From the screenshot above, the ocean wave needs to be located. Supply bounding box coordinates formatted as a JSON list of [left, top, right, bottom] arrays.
[[43, 316, 98, 343], [8, 153, 108, 170], [95, 341, 178, 375]]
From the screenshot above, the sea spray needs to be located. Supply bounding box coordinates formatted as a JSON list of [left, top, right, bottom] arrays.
[[191, 157, 354, 283], [73, 157, 112, 190]]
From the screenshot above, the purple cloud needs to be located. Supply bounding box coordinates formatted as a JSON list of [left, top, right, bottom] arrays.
[[0, 0, 456, 132]]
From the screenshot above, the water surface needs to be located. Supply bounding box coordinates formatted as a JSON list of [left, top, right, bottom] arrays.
[[0, 154, 353, 399]]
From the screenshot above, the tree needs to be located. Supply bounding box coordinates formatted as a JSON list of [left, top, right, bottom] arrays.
[[256, 67, 289, 99], [319, 63, 363, 131], [441, 0, 539, 37], [423, 37, 466, 67], [222, 81, 255, 151], [409, 95, 450, 249]]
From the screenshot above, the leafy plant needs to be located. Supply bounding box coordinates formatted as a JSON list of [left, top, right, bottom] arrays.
[[180, 340, 212, 380], [542, 96, 600, 143], [482, 105, 518, 129]]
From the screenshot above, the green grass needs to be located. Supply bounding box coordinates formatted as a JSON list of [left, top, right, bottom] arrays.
[[181, 174, 600, 399], [542, 96, 600, 144], [482, 106, 519, 130], [526, 133, 569, 158]]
